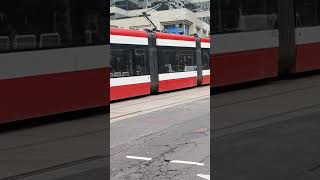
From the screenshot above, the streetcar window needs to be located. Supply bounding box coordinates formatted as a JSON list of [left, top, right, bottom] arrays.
[[110, 44, 150, 77], [201, 49, 210, 70], [295, 0, 320, 27], [213, 0, 278, 34], [0, 0, 107, 53], [158, 47, 197, 74]]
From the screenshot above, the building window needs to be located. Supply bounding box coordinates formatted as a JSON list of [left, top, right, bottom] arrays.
[[164, 24, 179, 34], [184, 25, 190, 35]]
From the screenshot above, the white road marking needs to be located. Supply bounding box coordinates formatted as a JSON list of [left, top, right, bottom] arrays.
[[197, 174, 210, 180], [169, 160, 204, 166], [126, 156, 152, 161]]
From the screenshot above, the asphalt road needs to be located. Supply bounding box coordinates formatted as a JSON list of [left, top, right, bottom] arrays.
[[110, 97, 210, 180], [6, 72, 320, 180], [213, 75, 320, 180], [0, 111, 109, 180], [0, 86, 209, 180]]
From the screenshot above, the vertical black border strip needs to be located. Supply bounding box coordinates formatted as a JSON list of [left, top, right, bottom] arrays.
[[106, 0, 110, 179], [210, 0, 214, 177]]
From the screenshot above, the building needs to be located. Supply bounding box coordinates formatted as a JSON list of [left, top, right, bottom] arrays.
[[110, 0, 210, 37], [185, 0, 210, 24], [111, 0, 186, 10]]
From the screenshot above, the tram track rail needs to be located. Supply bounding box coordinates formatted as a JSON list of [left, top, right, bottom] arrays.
[[213, 77, 320, 109], [111, 86, 209, 109], [213, 75, 320, 139], [213, 102, 320, 139], [0, 155, 107, 180], [0, 128, 107, 151], [111, 86, 209, 122], [111, 94, 209, 122], [0, 112, 108, 180]]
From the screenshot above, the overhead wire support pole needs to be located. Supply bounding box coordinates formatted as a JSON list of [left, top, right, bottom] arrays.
[[145, 3, 162, 13], [129, 1, 167, 32], [141, 12, 158, 31], [140, 1, 166, 32]]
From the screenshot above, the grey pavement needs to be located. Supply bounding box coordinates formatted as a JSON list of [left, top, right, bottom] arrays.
[[0, 86, 210, 180], [213, 75, 320, 180], [0, 112, 109, 180], [111, 97, 210, 180]]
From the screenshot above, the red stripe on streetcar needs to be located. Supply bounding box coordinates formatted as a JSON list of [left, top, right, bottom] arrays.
[[110, 28, 148, 38], [212, 48, 279, 87], [0, 68, 108, 124], [294, 42, 320, 73], [156, 32, 196, 42], [202, 75, 210, 85], [110, 82, 151, 101], [158, 76, 197, 92], [200, 38, 210, 43]]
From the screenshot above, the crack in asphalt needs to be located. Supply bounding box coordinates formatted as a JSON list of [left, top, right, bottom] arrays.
[[111, 131, 210, 180], [112, 141, 191, 178], [110, 113, 209, 157], [111, 136, 209, 179], [110, 98, 209, 179]]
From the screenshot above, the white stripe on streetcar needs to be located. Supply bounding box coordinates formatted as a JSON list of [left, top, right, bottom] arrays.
[[0, 45, 107, 81], [157, 38, 196, 47], [197, 174, 210, 180], [110, 75, 151, 87], [111, 35, 148, 45], [202, 70, 210, 76], [296, 26, 320, 45], [126, 156, 152, 161], [169, 160, 204, 166], [201, 42, 210, 49], [213, 29, 279, 54], [158, 71, 197, 81]]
